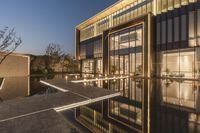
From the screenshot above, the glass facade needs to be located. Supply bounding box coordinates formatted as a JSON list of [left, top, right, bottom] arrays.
[[109, 25, 143, 76], [80, 36, 103, 75], [76, 1, 200, 133], [80, 36, 102, 59], [82, 60, 94, 73], [80, 25, 94, 42], [79, 0, 198, 42], [156, 2, 200, 80], [82, 59, 103, 74], [77, 106, 129, 133], [109, 78, 143, 127], [80, 0, 153, 41], [161, 79, 198, 109]]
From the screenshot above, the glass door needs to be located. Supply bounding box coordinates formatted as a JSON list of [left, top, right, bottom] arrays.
[[119, 55, 129, 97], [124, 55, 129, 74], [119, 55, 129, 75]]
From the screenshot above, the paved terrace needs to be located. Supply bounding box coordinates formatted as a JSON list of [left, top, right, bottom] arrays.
[[0, 79, 120, 133]]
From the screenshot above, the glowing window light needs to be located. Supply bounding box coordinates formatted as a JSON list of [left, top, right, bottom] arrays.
[[71, 76, 128, 83]]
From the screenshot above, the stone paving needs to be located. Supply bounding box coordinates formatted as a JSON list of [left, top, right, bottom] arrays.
[[0, 80, 120, 133]]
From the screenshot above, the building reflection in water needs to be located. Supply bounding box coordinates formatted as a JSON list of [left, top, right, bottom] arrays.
[[76, 78, 145, 133], [1, 75, 200, 133], [75, 77, 200, 133], [0, 76, 57, 102], [152, 79, 200, 133]]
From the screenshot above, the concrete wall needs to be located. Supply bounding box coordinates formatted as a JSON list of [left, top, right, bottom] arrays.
[[0, 53, 30, 77], [0, 77, 29, 101]]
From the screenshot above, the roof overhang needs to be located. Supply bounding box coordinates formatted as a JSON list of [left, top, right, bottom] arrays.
[[76, 0, 137, 30]]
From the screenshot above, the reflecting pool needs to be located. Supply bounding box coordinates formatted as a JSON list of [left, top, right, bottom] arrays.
[[1, 74, 200, 133]]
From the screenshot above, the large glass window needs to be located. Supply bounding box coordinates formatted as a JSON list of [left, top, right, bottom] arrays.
[[161, 79, 197, 109], [96, 59, 102, 74], [94, 40, 102, 58], [119, 30, 129, 49], [136, 26, 142, 46], [119, 55, 129, 75], [161, 51, 195, 79], [110, 55, 120, 75], [80, 37, 102, 59], [130, 28, 136, 47], [109, 25, 143, 76], [80, 44, 86, 59], [82, 60, 94, 73]]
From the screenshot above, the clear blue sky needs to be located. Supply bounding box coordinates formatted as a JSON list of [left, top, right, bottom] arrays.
[[0, 0, 117, 55]]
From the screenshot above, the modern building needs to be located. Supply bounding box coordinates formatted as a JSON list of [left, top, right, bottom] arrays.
[[75, 0, 200, 133]]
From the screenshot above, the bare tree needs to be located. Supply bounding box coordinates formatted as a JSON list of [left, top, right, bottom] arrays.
[[60, 54, 72, 72], [0, 27, 22, 64], [45, 43, 64, 68], [45, 43, 63, 57]]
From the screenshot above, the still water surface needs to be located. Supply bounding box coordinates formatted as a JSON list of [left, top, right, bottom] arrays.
[[1, 75, 200, 133]]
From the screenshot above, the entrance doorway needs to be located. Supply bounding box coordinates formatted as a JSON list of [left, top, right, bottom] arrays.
[[119, 55, 129, 75]]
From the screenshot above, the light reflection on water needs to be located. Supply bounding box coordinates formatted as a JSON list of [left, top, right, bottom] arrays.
[[1, 74, 200, 133], [0, 74, 83, 102], [75, 77, 200, 133], [0, 74, 78, 102]]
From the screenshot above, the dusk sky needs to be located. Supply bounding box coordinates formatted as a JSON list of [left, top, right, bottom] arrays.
[[0, 0, 117, 55]]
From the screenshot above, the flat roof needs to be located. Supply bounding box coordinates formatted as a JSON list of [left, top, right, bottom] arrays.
[[76, 0, 137, 30], [0, 80, 120, 132]]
